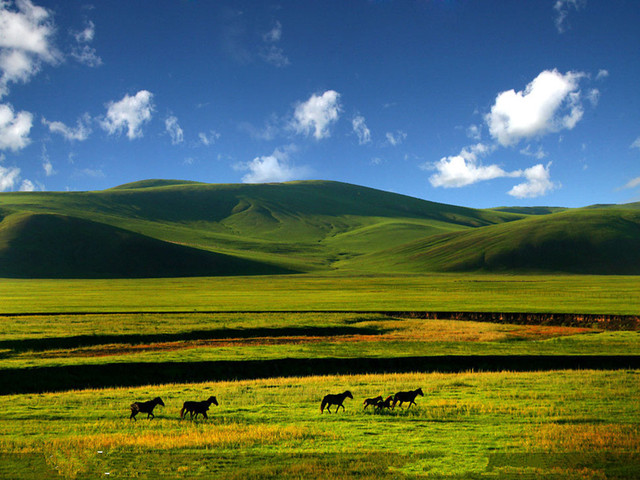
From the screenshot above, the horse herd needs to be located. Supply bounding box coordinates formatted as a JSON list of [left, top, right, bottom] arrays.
[[129, 388, 424, 420]]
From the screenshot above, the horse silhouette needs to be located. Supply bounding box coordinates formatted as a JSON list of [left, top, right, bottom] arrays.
[[180, 396, 218, 419], [375, 395, 394, 411], [320, 390, 353, 413], [392, 388, 423, 409], [363, 395, 383, 409], [130, 397, 165, 421]]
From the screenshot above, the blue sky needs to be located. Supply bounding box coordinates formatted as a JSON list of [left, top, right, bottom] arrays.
[[0, 0, 639, 208]]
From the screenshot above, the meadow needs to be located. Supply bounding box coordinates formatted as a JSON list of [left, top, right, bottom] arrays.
[[0, 274, 638, 478], [0, 371, 638, 479]]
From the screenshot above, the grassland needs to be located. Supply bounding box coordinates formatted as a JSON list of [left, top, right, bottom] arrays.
[[0, 370, 638, 479], [1, 274, 639, 314]]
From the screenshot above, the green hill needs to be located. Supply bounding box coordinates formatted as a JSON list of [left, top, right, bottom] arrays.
[[0, 212, 293, 278], [346, 208, 640, 274], [0, 179, 638, 277]]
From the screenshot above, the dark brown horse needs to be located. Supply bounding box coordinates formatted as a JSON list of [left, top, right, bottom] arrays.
[[363, 395, 383, 409], [392, 388, 423, 409], [180, 396, 218, 419], [130, 397, 165, 421], [320, 390, 353, 413], [375, 395, 394, 411]]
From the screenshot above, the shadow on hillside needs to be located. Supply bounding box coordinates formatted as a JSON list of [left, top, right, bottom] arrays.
[[0, 326, 386, 353], [2, 355, 639, 395]]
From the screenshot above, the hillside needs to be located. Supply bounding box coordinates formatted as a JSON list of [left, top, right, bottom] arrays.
[[0, 179, 639, 277], [345, 208, 640, 274]]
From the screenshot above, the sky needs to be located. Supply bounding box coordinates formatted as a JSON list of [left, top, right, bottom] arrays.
[[0, 0, 639, 208]]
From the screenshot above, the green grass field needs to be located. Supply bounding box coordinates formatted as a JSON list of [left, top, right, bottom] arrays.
[[0, 370, 638, 479]]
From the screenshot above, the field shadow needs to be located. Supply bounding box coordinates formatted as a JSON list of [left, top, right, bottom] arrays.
[[0, 326, 387, 353]]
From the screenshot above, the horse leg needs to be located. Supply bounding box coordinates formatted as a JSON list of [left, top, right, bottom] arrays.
[[130, 411, 137, 421], [202, 412, 208, 419]]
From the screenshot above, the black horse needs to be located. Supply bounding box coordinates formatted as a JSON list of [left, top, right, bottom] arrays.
[[130, 397, 165, 421], [180, 396, 218, 419], [392, 388, 423, 409], [363, 395, 383, 410], [375, 395, 394, 411], [320, 390, 353, 413]]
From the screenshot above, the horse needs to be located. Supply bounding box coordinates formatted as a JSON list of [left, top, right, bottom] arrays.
[[392, 388, 423, 409], [320, 390, 353, 413], [130, 397, 165, 421], [375, 395, 394, 411], [180, 396, 218, 420], [363, 395, 383, 410]]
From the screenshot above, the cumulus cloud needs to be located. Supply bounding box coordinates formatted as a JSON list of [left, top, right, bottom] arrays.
[[0, 0, 60, 97], [101, 90, 154, 140], [19, 177, 33, 190], [508, 162, 558, 198], [385, 130, 407, 146], [519, 144, 547, 160], [596, 69, 609, 81], [0, 163, 19, 190], [486, 69, 585, 147], [631, 137, 640, 150], [428, 143, 515, 188], [165, 115, 183, 145], [352, 115, 371, 145], [291, 90, 341, 140], [553, 0, 584, 33], [42, 113, 92, 141], [238, 145, 310, 183], [0, 102, 32, 150]]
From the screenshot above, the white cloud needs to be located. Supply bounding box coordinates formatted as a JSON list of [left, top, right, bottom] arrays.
[[486, 69, 585, 147], [0, 102, 31, 150], [428, 144, 513, 188], [42, 113, 92, 141], [386, 130, 407, 146], [19, 177, 33, 190], [260, 20, 289, 67], [198, 130, 220, 146], [101, 90, 154, 140], [508, 162, 558, 198], [71, 44, 102, 67], [587, 88, 600, 107], [73, 20, 95, 43], [70, 19, 102, 67], [519, 144, 547, 160], [631, 137, 640, 150], [41, 145, 54, 176], [291, 90, 341, 140], [352, 115, 371, 145], [0, 0, 60, 97], [466, 124, 481, 140], [239, 145, 310, 183], [620, 176, 640, 190], [0, 163, 19, 190], [596, 69, 609, 81], [553, 0, 584, 33], [165, 115, 183, 145]]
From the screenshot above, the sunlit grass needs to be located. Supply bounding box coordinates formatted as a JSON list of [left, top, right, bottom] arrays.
[[0, 370, 638, 478]]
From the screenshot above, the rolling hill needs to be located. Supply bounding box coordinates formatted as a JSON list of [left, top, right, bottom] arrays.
[[0, 179, 638, 277]]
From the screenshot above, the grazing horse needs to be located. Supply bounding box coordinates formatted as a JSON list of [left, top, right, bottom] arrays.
[[130, 397, 165, 421], [180, 396, 218, 419], [320, 390, 353, 413], [392, 388, 424, 409], [375, 395, 394, 411], [363, 395, 383, 410]]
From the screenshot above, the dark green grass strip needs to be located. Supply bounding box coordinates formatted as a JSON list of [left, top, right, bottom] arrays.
[[1, 311, 639, 329], [2, 356, 639, 395], [0, 326, 385, 353]]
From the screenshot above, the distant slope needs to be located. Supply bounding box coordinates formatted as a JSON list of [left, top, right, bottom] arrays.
[[348, 208, 640, 274], [0, 212, 294, 278], [0, 179, 638, 277]]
